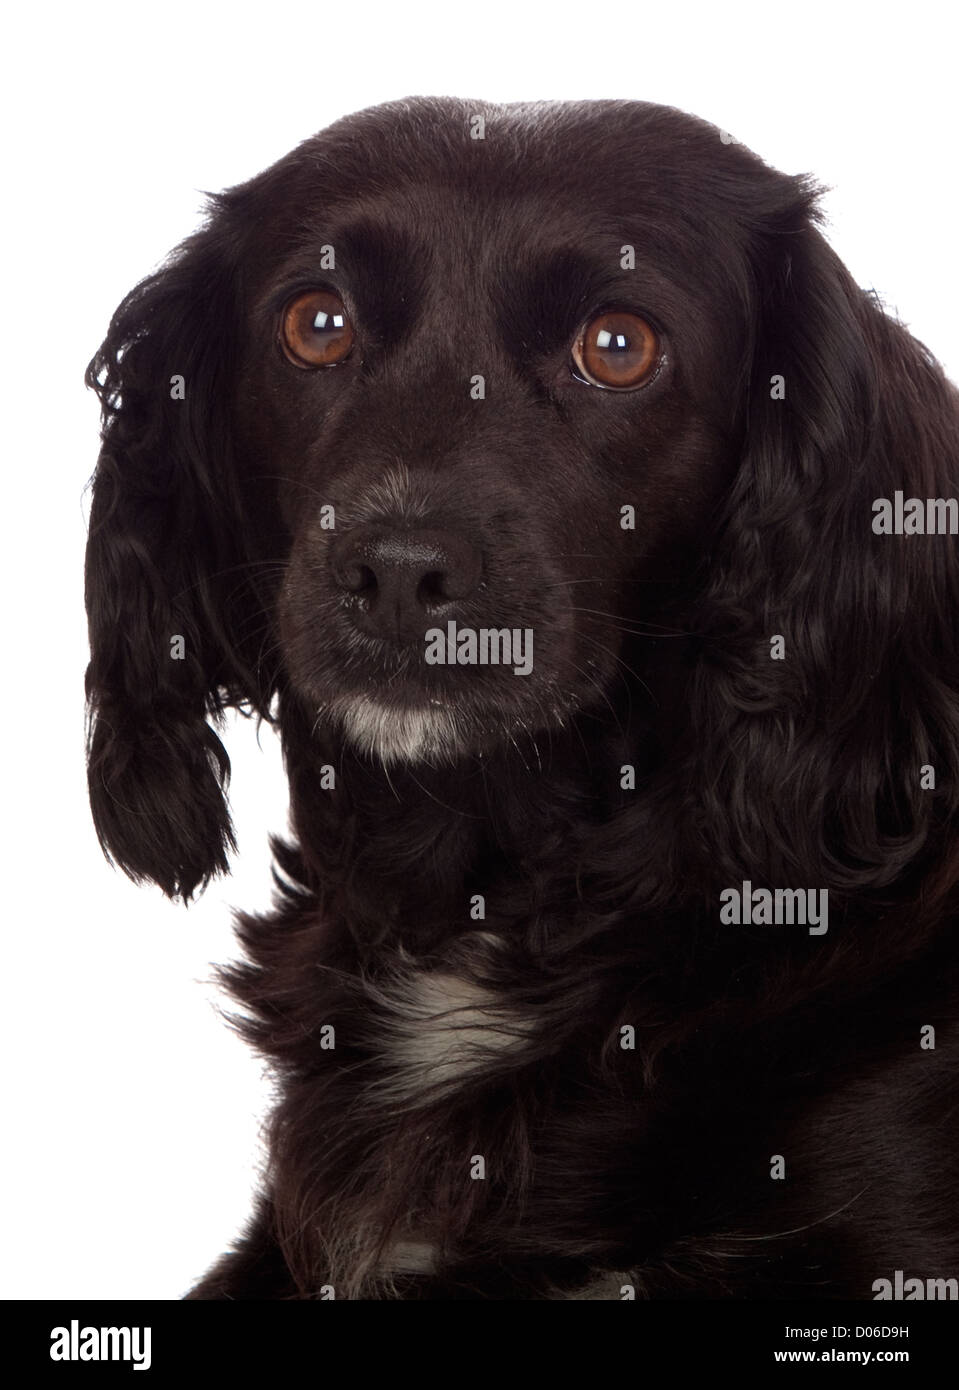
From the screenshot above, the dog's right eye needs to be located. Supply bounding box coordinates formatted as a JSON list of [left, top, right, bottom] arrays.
[[280, 290, 355, 368]]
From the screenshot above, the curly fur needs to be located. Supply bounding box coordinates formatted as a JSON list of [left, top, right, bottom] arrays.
[[84, 97, 959, 1299]]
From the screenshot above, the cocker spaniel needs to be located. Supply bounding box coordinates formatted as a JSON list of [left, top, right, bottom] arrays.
[[84, 97, 959, 1300]]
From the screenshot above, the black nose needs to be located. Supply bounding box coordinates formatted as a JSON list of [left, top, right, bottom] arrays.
[[329, 526, 483, 642]]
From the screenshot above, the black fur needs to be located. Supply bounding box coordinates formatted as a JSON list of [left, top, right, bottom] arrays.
[[85, 97, 959, 1299]]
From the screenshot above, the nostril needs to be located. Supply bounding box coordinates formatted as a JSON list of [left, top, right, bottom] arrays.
[[342, 562, 377, 597], [417, 569, 450, 605]]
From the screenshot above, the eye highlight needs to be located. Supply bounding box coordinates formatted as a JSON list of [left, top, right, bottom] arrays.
[[281, 289, 355, 368], [571, 311, 661, 390]]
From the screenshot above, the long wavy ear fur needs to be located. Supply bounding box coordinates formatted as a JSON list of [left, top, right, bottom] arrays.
[[691, 190, 959, 912], [84, 203, 274, 900]]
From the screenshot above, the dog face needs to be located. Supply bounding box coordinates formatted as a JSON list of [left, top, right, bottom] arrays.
[[229, 108, 751, 763], [85, 97, 959, 904]]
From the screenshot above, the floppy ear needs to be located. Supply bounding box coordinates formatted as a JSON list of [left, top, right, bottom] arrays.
[[85, 205, 276, 900], [692, 194, 959, 909]]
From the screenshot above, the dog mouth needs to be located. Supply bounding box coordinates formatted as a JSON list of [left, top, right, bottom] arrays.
[[280, 571, 609, 764]]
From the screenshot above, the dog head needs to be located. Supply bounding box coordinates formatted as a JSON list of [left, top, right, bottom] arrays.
[[85, 97, 959, 906]]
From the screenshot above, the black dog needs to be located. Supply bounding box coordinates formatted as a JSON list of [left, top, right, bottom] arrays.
[[85, 97, 959, 1299]]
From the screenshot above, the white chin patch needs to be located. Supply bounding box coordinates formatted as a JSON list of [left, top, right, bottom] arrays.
[[328, 696, 463, 765]]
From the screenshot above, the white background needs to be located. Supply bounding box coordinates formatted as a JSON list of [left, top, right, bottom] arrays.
[[2, 0, 956, 1299]]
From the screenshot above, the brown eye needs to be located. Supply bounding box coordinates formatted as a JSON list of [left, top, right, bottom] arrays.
[[281, 289, 355, 368], [571, 311, 660, 390]]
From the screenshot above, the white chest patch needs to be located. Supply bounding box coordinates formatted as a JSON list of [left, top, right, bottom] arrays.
[[363, 936, 536, 1101], [378, 1239, 439, 1275]]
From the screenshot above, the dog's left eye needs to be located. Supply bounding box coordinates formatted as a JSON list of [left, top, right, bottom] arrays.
[[280, 289, 355, 368], [571, 311, 660, 390]]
